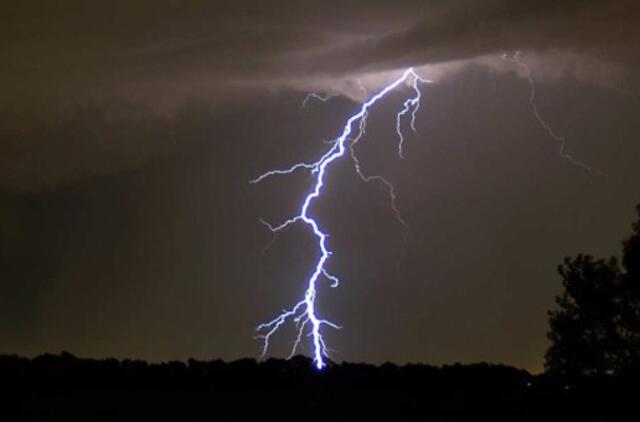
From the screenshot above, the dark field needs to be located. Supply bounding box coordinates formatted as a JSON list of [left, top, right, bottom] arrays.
[[1, 353, 638, 421]]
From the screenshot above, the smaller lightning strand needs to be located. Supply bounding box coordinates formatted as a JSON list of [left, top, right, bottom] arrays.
[[252, 68, 428, 369], [506, 52, 605, 176], [350, 112, 407, 229], [302, 92, 338, 108], [349, 109, 409, 266], [302, 79, 369, 109], [396, 73, 429, 158]]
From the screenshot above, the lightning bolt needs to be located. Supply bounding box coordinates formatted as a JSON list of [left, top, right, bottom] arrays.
[[251, 68, 429, 369], [301, 92, 338, 108], [505, 52, 605, 176]]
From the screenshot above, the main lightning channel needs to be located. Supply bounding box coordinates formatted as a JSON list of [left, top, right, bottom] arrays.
[[251, 68, 429, 369]]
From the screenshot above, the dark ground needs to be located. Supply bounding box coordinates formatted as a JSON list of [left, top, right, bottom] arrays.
[[1, 353, 638, 421]]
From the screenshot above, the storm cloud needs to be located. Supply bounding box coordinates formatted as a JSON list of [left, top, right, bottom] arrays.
[[3, 1, 638, 99], [2, 1, 638, 190]]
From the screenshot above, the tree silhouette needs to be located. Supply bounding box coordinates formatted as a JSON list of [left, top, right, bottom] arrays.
[[546, 205, 640, 376]]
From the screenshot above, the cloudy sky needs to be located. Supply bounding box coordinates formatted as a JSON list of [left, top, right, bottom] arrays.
[[1, 0, 639, 372]]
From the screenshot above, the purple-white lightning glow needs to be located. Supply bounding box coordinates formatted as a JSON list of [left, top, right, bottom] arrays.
[[251, 68, 430, 369]]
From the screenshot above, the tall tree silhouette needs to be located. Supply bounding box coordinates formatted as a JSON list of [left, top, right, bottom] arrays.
[[620, 205, 640, 365], [546, 205, 640, 376]]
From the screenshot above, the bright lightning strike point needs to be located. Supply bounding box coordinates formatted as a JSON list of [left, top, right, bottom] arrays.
[[251, 68, 429, 370]]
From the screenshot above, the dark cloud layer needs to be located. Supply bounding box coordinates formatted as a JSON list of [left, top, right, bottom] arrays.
[[344, 0, 640, 73], [1, 2, 639, 372], [3, 1, 638, 103], [2, 1, 638, 190]]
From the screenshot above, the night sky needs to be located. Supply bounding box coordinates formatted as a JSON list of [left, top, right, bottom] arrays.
[[1, 1, 639, 373]]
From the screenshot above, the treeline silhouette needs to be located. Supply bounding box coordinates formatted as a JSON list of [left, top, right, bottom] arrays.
[[546, 205, 640, 376], [2, 352, 638, 421]]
